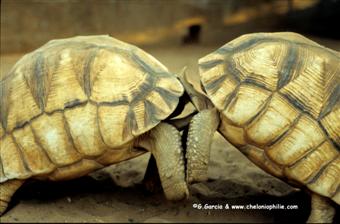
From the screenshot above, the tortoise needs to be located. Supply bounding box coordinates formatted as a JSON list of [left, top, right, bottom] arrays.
[[180, 32, 339, 223], [0, 35, 190, 215]]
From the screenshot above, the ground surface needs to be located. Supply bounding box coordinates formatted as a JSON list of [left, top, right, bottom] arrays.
[[1, 39, 339, 223]]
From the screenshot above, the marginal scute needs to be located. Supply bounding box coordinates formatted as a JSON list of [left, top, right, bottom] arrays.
[[246, 93, 300, 146], [232, 42, 286, 91], [47, 159, 103, 181], [30, 112, 82, 166], [96, 147, 144, 166], [219, 118, 246, 146], [267, 115, 326, 166], [5, 70, 42, 132], [64, 103, 109, 156], [222, 84, 271, 127], [285, 141, 338, 184], [307, 156, 340, 199], [0, 136, 30, 181], [90, 49, 147, 103], [239, 144, 284, 178], [320, 105, 340, 146], [12, 125, 55, 175], [98, 104, 131, 147]]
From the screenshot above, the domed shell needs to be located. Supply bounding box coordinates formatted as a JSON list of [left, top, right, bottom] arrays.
[[199, 32, 339, 203], [0, 35, 183, 182]]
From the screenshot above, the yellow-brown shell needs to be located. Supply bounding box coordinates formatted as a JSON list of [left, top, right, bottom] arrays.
[[0, 35, 183, 182], [199, 32, 340, 204]]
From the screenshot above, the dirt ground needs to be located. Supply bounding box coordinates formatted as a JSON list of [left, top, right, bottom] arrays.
[[1, 37, 339, 223]]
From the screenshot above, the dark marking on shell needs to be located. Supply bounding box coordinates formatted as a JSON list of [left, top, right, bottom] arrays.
[[0, 75, 11, 131], [5, 112, 43, 137], [96, 98, 129, 107], [130, 79, 154, 106], [319, 85, 340, 119], [232, 36, 265, 53], [64, 99, 82, 109], [214, 37, 261, 56], [225, 60, 241, 83], [123, 108, 136, 139], [83, 49, 98, 97], [33, 52, 46, 110], [277, 44, 298, 89], [205, 74, 227, 94], [200, 81, 207, 94], [216, 46, 232, 54], [317, 119, 340, 149], [144, 100, 161, 128], [222, 83, 241, 111], [13, 120, 30, 131], [132, 53, 160, 77], [154, 87, 179, 110], [199, 59, 224, 71], [95, 103, 110, 149], [266, 113, 302, 148], [61, 112, 83, 156], [307, 155, 339, 187], [279, 92, 307, 114], [10, 134, 32, 174], [242, 79, 272, 92], [244, 93, 274, 128]]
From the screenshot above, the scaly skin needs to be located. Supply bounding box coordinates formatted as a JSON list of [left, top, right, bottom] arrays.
[[186, 108, 219, 183], [0, 179, 24, 216], [136, 122, 189, 201]]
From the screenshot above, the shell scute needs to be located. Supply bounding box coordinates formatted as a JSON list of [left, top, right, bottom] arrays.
[[64, 103, 109, 156], [12, 125, 55, 174], [30, 112, 82, 166], [246, 93, 300, 146]]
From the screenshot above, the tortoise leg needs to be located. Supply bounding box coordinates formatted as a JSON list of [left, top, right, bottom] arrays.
[[307, 193, 335, 223], [136, 122, 189, 201], [0, 179, 25, 216], [186, 108, 220, 184]]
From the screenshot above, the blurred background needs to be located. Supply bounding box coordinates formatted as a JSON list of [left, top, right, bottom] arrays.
[[1, 0, 340, 54], [1, 0, 340, 223]]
